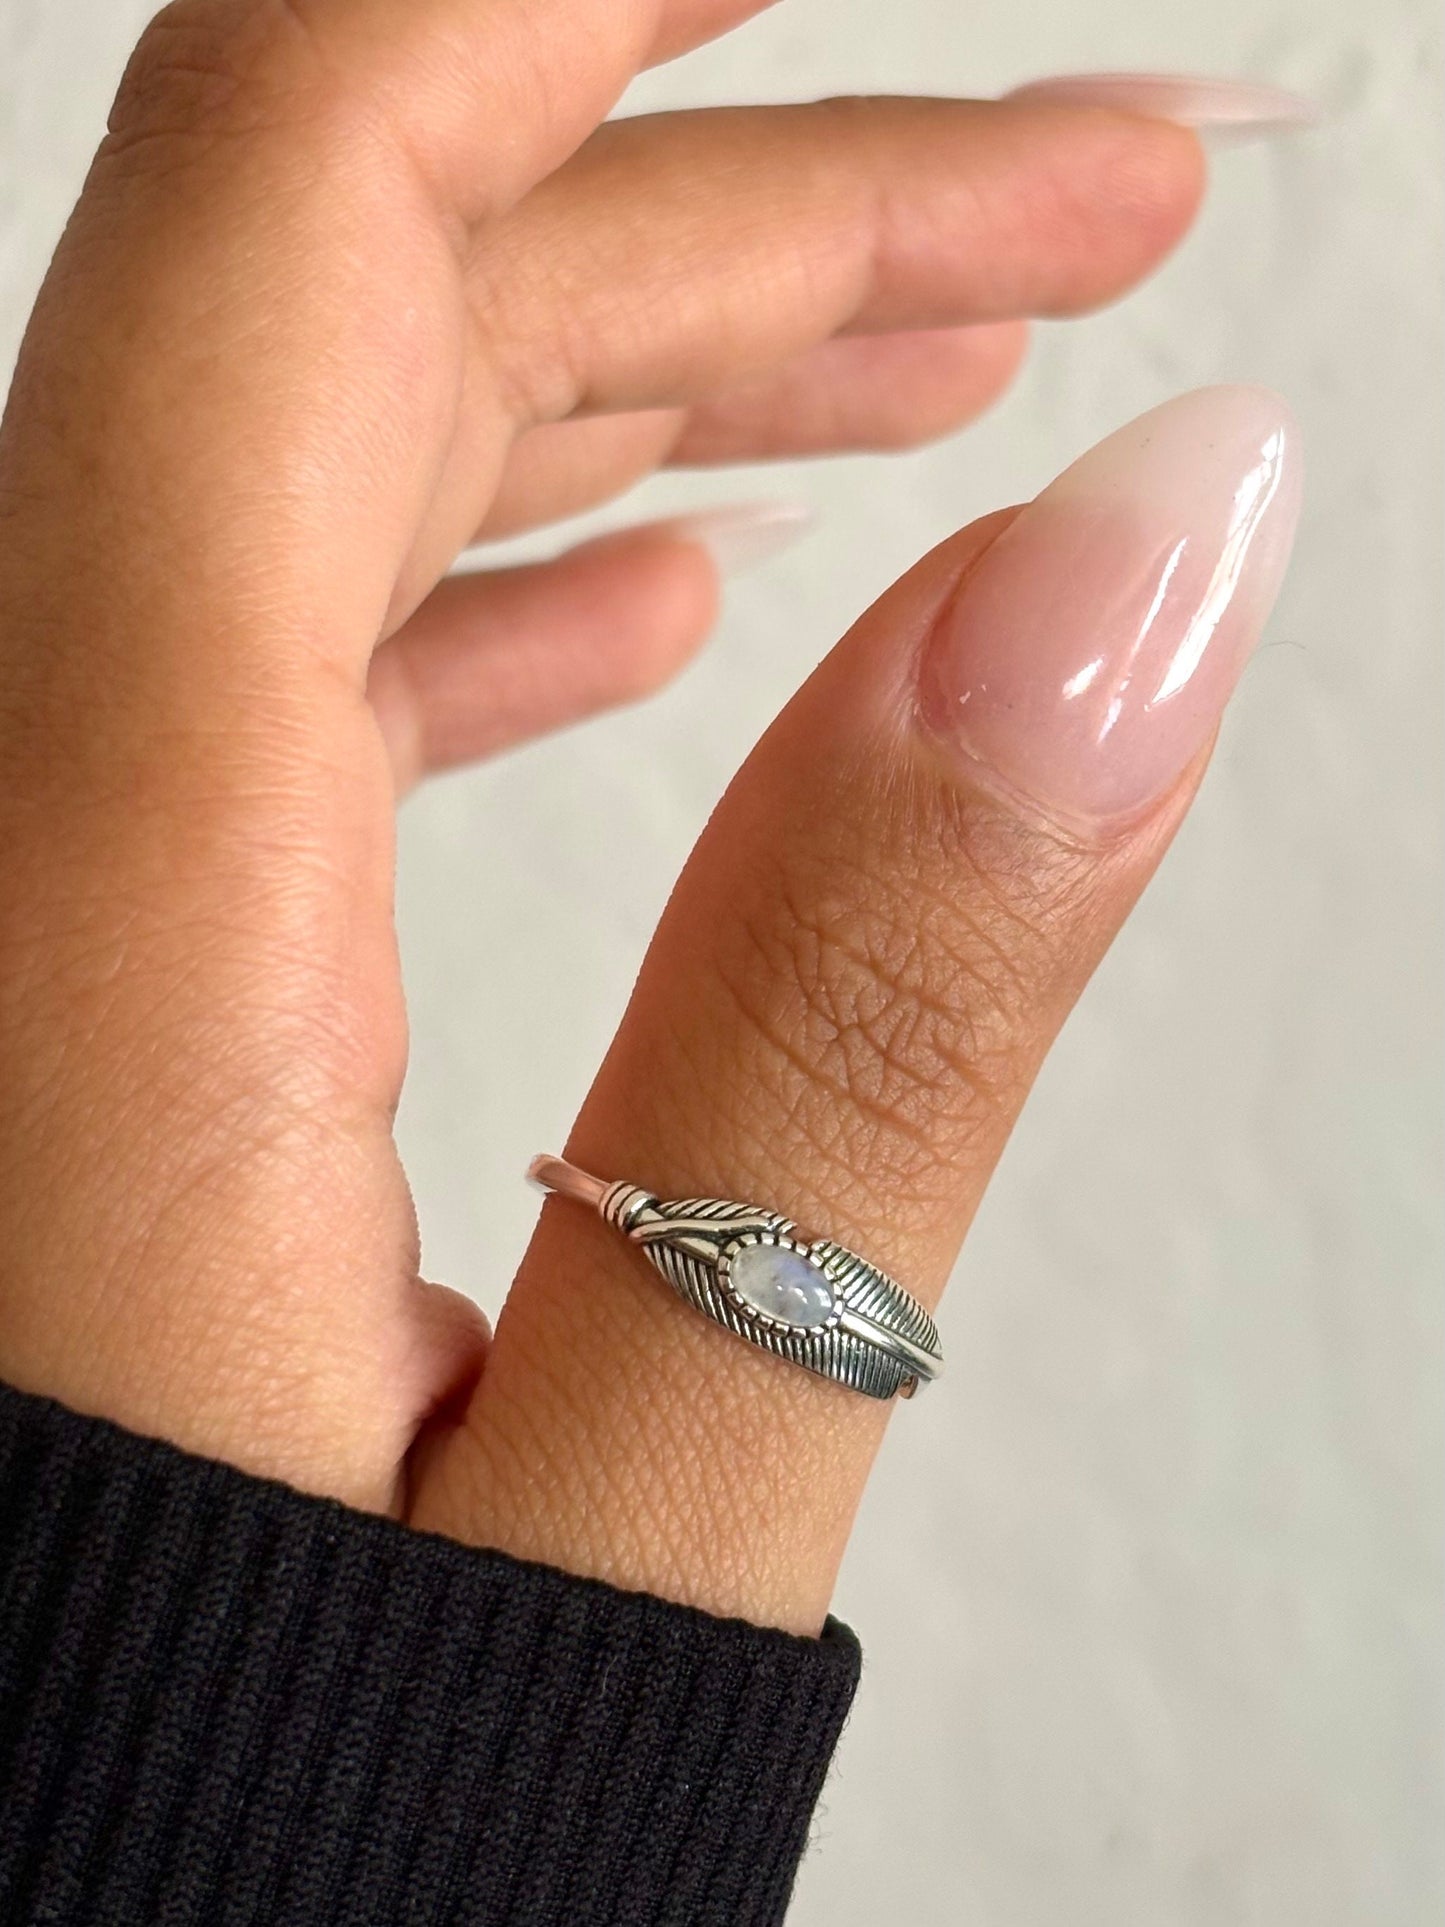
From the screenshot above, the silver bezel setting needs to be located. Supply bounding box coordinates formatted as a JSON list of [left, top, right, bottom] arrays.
[[717, 1230, 844, 1333], [526, 1155, 943, 1400]]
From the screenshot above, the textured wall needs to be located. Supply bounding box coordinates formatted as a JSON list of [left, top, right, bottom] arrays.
[[3, 1, 1440, 1921]]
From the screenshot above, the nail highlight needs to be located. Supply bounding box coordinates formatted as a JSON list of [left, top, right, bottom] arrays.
[[661, 501, 814, 576], [918, 386, 1302, 831], [1007, 72, 1321, 143]]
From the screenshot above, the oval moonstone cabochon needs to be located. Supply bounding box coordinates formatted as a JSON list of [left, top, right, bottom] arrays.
[[728, 1241, 835, 1328]]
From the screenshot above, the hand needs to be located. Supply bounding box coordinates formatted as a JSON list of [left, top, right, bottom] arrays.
[[0, 0, 1295, 1635]]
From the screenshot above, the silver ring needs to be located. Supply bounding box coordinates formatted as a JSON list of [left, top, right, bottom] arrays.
[[527, 1155, 943, 1401]]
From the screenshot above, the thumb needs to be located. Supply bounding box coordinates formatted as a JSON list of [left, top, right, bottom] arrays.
[[412, 386, 1302, 1633]]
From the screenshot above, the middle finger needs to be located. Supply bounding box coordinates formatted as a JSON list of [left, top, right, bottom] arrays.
[[478, 323, 1028, 538], [395, 96, 1201, 614]]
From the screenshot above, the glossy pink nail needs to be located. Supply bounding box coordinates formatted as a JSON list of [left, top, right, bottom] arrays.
[[1007, 72, 1320, 143], [919, 386, 1303, 831], [660, 501, 813, 575]]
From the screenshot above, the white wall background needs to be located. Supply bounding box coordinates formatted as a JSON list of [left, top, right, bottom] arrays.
[[3, 1, 1440, 1921]]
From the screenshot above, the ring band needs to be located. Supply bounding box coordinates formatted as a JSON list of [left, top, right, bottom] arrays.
[[527, 1155, 943, 1401]]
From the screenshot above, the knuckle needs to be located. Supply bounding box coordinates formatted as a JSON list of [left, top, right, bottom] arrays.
[[104, 1, 350, 163], [109, 3, 280, 147], [714, 844, 1056, 1199]]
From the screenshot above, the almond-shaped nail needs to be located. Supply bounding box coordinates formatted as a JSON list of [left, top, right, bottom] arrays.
[[918, 386, 1303, 831], [660, 501, 814, 575], [1008, 72, 1321, 143]]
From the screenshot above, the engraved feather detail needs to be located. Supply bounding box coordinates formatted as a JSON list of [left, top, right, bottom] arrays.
[[600, 1187, 942, 1400]]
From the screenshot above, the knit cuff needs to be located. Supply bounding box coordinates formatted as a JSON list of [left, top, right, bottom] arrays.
[[0, 1381, 859, 1926]]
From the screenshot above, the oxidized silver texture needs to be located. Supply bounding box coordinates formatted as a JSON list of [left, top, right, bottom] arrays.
[[527, 1155, 942, 1400]]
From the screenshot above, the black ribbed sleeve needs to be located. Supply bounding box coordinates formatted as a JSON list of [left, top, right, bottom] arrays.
[[0, 1382, 859, 1925]]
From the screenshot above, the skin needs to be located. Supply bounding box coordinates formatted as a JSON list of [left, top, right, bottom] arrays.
[[0, 0, 1207, 1636]]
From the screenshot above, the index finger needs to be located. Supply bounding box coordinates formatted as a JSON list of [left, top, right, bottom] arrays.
[[110, 0, 777, 215], [2, 0, 776, 724]]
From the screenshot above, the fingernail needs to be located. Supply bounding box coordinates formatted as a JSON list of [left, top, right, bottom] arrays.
[[659, 500, 814, 575], [1007, 72, 1321, 143], [919, 385, 1303, 832]]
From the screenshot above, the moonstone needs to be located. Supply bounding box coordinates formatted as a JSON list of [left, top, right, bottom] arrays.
[[729, 1242, 835, 1328]]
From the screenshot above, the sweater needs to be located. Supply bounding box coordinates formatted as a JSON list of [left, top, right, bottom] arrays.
[[0, 1381, 860, 1925]]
